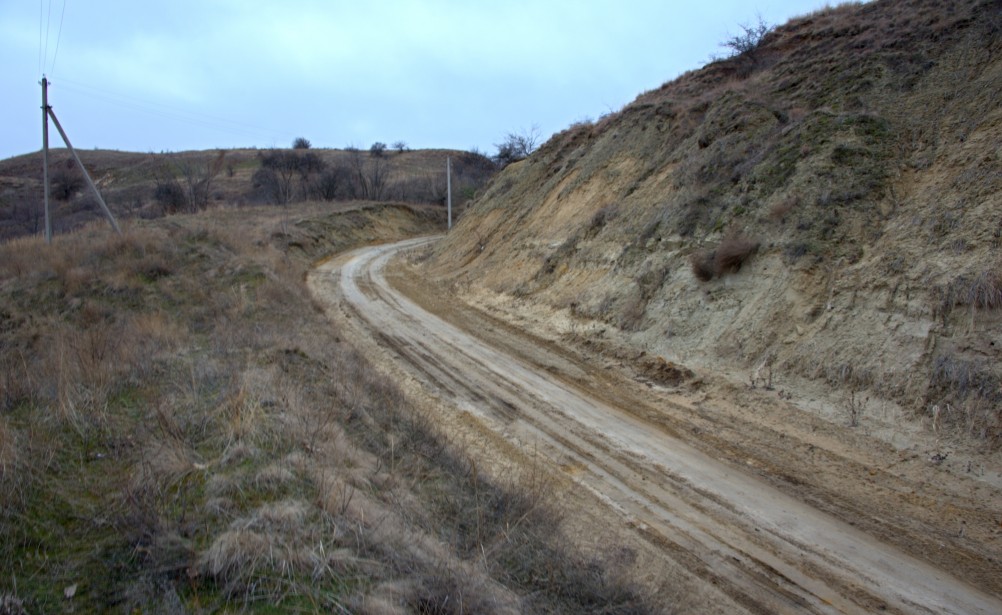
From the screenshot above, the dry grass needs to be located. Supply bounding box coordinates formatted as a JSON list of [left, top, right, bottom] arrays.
[[0, 207, 658, 613], [927, 355, 1002, 446]]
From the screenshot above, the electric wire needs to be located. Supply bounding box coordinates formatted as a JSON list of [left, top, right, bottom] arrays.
[[37, 0, 44, 75], [52, 78, 291, 145], [42, 0, 53, 77], [50, 0, 67, 76]]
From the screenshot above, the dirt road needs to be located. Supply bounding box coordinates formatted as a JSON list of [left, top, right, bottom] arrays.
[[310, 237, 1002, 614]]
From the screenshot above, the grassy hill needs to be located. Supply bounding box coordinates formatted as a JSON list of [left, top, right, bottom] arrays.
[[427, 0, 1002, 449], [0, 146, 494, 241]]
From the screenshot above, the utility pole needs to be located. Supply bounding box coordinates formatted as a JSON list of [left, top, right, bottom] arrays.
[[446, 156, 452, 231], [41, 76, 52, 243], [40, 78, 121, 237]]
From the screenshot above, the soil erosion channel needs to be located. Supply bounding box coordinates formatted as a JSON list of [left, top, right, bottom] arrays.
[[310, 237, 1001, 615]]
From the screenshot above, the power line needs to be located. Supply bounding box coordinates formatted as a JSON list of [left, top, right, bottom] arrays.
[[50, 0, 67, 76], [38, 0, 44, 75], [42, 0, 53, 76], [51, 77, 291, 144]]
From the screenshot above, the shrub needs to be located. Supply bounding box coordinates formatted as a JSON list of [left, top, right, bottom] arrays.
[[690, 234, 759, 282], [721, 15, 772, 58], [51, 167, 83, 201], [494, 125, 541, 167], [968, 267, 1002, 310], [715, 233, 759, 274], [292, 137, 311, 150], [690, 250, 716, 281], [369, 142, 387, 158]]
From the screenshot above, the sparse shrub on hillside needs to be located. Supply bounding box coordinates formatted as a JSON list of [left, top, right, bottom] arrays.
[[292, 137, 311, 150], [494, 125, 541, 167], [51, 166, 83, 201], [306, 166, 350, 202], [153, 175, 188, 214], [927, 355, 1002, 446], [690, 234, 759, 282], [588, 204, 618, 234], [720, 16, 772, 58], [370, 142, 388, 158], [255, 150, 327, 205], [392, 140, 408, 153], [715, 233, 759, 274], [769, 195, 798, 221], [152, 152, 225, 214], [933, 261, 1002, 326], [968, 267, 1002, 311], [690, 250, 716, 282]]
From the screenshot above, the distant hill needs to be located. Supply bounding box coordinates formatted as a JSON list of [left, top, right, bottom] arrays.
[[0, 146, 494, 240], [428, 0, 1002, 447]]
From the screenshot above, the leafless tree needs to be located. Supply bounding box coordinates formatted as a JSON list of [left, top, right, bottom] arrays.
[[493, 125, 541, 167], [345, 148, 391, 200], [254, 150, 301, 205], [721, 15, 771, 58], [152, 151, 224, 213]]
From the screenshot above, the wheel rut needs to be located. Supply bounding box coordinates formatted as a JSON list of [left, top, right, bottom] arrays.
[[309, 237, 1002, 615]]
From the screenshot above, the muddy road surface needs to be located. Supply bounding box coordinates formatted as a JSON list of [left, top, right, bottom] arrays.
[[309, 237, 1002, 614]]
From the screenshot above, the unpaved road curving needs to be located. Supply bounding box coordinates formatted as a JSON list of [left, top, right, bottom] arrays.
[[309, 237, 1002, 614]]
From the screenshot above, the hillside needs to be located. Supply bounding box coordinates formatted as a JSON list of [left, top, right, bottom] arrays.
[[0, 146, 493, 240], [426, 0, 1002, 451]]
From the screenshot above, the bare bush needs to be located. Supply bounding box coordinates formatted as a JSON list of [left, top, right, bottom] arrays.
[[51, 165, 84, 200], [690, 234, 759, 282], [690, 250, 716, 281], [927, 355, 1002, 446], [968, 267, 1002, 310], [494, 125, 541, 167], [721, 15, 772, 58], [153, 151, 225, 213], [714, 233, 760, 274]]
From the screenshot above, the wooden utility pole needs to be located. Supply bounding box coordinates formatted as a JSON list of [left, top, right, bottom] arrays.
[[41, 77, 52, 243], [40, 78, 121, 237], [446, 156, 452, 230]]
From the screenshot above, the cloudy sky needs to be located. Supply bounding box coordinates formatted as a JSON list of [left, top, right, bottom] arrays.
[[2, 0, 827, 160]]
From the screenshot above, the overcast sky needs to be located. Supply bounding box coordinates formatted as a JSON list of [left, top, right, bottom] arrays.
[[1, 0, 828, 160]]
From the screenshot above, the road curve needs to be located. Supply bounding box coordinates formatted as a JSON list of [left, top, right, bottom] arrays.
[[310, 237, 1002, 615]]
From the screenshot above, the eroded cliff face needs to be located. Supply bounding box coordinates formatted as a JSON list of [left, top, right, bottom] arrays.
[[427, 0, 1002, 445]]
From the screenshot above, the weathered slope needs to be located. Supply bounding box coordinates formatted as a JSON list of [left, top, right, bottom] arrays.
[[428, 0, 1002, 446]]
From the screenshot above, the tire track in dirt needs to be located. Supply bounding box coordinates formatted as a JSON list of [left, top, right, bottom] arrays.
[[310, 237, 1002, 615]]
